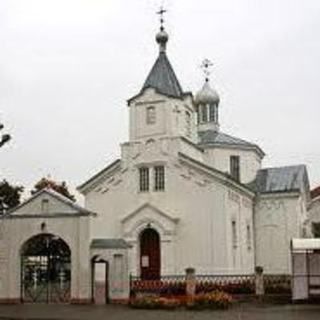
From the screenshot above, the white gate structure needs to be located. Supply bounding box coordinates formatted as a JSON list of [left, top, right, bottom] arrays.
[[291, 238, 320, 300]]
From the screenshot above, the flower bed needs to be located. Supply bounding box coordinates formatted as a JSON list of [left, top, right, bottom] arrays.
[[130, 290, 233, 310], [130, 296, 181, 309], [188, 291, 233, 310]]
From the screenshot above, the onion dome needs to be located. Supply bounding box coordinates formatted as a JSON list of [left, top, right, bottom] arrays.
[[156, 27, 169, 53], [194, 80, 220, 106]]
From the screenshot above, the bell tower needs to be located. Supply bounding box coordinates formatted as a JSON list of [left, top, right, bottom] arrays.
[[127, 8, 196, 143]]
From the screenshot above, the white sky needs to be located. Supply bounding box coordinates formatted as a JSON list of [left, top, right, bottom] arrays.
[[1, 0, 320, 200]]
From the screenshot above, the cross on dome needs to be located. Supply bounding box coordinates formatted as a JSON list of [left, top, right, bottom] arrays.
[[157, 6, 167, 31], [201, 59, 213, 82], [155, 5, 169, 53]]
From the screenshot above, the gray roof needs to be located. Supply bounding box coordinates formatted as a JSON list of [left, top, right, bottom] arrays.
[[249, 165, 309, 194], [90, 238, 131, 249], [142, 52, 183, 98], [198, 130, 265, 157]]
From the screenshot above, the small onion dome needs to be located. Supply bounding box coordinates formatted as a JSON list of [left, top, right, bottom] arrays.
[[194, 80, 220, 106], [156, 28, 169, 51]]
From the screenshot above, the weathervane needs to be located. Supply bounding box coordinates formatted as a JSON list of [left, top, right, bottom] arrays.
[[201, 59, 213, 82], [157, 5, 167, 30]]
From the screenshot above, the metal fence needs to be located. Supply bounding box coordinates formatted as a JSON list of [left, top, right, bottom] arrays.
[[196, 274, 255, 294], [130, 274, 292, 297], [130, 275, 186, 296], [264, 274, 292, 295]]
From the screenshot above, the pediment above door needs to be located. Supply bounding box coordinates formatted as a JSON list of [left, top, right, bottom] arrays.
[[121, 203, 179, 240]]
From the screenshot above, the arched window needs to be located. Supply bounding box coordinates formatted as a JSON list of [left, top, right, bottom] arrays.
[[230, 156, 240, 181], [232, 220, 237, 248], [209, 104, 215, 122], [196, 107, 200, 124], [146, 106, 156, 124], [215, 105, 219, 123], [201, 104, 207, 122], [246, 224, 252, 250], [185, 111, 191, 137]]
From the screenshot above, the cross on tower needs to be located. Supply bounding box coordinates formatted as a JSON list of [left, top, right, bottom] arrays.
[[157, 6, 167, 30], [201, 59, 213, 82]]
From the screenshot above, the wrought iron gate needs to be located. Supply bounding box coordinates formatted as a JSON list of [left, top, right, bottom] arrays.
[[21, 234, 71, 303]]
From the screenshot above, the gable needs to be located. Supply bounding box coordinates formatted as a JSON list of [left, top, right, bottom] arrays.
[[8, 189, 93, 217], [77, 159, 121, 194]]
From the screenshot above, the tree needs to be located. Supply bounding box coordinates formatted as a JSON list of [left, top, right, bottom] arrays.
[[0, 123, 11, 148], [0, 180, 24, 213], [31, 177, 75, 201]]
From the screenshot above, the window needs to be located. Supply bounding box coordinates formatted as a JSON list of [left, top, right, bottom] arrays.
[[230, 156, 240, 181], [201, 104, 207, 122], [215, 105, 219, 123], [196, 107, 200, 124], [41, 199, 49, 214], [185, 111, 191, 137], [246, 225, 252, 250], [312, 223, 320, 238], [232, 220, 237, 248], [146, 106, 156, 124], [154, 166, 165, 191], [209, 104, 215, 122], [139, 167, 149, 192]]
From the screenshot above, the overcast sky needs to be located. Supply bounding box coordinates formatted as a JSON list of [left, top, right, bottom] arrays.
[[1, 0, 320, 200]]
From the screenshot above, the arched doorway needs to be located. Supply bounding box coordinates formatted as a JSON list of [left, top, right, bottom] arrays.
[[140, 228, 160, 280], [20, 233, 71, 303]]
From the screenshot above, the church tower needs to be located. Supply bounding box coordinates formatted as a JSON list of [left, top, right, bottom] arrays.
[[127, 14, 196, 143]]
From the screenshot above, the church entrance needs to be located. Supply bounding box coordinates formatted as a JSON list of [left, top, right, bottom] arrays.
[[140, 228, 160, 280], [20, 233, 71, 303]]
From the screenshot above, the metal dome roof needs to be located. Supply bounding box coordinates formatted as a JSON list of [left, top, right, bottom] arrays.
[[194, 80, 220, 106]]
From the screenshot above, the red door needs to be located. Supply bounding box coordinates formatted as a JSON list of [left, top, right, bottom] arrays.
[[140, 228, 160, 280]]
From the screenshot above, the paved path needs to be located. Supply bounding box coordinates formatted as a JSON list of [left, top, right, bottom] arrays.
[[0, 303, 319, 320]]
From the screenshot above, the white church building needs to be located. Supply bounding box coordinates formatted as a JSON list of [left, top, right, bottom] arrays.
[[0, 23, 311, 303]]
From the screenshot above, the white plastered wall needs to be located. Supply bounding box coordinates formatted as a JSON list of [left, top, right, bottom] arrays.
[[128, 89, 197, 144], [203, 147, 262, 184], [254, 193, 306, 274], [84, 136, 255, 276], [225, 190, 255, 274]]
